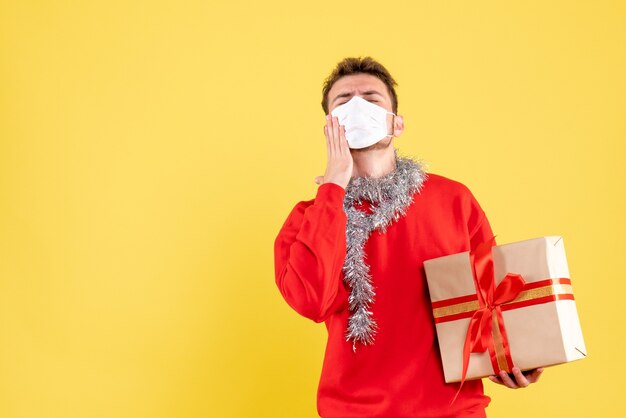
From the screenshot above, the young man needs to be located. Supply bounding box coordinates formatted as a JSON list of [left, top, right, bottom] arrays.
[[274, 57, 542, 417]]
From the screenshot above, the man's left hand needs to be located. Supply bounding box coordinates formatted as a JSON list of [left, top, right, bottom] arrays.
[[488, 367, 544, 389]]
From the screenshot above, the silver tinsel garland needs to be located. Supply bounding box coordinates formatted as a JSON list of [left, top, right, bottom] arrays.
[[342, 153, 427, 351]]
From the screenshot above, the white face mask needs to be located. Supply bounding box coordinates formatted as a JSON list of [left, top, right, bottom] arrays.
[[330, 95, 396, 149]]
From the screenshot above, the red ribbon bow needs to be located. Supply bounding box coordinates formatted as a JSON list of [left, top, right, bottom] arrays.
[[452, 237, 526, 403]]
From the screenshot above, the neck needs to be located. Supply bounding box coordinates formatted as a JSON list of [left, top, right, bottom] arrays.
[[351, 145, 397, 179]]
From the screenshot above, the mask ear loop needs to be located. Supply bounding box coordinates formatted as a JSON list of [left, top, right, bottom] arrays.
[[387, 113, 396, 138], [378, 113, 396, 149]]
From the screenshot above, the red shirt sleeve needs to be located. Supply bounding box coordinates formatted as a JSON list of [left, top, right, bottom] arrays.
[[465, 187, 496, 250], [274, 183, 350, 323]]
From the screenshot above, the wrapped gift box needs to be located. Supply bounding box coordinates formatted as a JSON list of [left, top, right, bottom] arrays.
[[423, 236, 587, 383]]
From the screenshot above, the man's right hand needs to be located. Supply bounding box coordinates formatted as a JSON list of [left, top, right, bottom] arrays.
[[314, 115, 353, 189]]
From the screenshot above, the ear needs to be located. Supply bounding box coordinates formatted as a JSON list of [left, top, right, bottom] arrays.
[[392, 114, 404, 137]]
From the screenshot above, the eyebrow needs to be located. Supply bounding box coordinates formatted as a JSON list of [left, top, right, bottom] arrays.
[[331, 90, 385, 104]]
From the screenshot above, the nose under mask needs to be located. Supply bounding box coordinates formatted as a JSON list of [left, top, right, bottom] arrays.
[[330, 96, 395, 149]]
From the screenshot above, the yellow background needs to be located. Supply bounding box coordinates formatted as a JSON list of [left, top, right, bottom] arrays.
[[1, 1, 624, 417]]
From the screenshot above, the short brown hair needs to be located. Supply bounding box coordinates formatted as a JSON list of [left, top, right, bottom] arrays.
[[321, 56, 398, 114]]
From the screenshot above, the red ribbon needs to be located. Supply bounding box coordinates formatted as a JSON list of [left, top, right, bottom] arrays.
[[452, 237, 526, 404]]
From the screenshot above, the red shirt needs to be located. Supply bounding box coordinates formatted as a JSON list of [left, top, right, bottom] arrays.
[[274, 173, 495, 418]]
